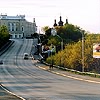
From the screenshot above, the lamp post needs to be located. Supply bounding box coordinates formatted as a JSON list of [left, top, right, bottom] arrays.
[[51, 28, 63, 67], [51, 28, 63, 51], [56, 34, 63, 51], [82, 31, 84, 72], [38, 26, 41, 43]]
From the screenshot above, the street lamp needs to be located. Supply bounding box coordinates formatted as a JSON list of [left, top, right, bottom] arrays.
[[82, 31, 84, 72], [56, 34, 63, 51], [38, 26, 41, 43], [51, 28, 64, 67], [51, 28, 63, 51]]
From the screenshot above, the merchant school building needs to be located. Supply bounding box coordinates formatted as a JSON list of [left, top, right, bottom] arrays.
[[0, 14, 37, 38]]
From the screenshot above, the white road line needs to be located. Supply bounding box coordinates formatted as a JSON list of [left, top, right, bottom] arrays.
[[0, 84, 25, 100]]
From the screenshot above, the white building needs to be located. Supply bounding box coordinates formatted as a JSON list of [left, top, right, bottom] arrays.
[[0, 14, 37, 38]]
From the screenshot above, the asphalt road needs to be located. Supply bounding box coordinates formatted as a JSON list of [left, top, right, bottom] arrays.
[[0, 39, 100, 100]]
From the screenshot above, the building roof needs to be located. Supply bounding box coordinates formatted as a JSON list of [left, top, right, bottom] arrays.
[[0, 14, 25, 20]]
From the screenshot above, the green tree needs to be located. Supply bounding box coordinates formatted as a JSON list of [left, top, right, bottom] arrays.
[[55, 24, 83, 43], [0, 25, 10, 48], [42, 26, 50, 34]]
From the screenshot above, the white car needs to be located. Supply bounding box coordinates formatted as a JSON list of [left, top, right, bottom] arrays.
[[23, 53, 29, 59]]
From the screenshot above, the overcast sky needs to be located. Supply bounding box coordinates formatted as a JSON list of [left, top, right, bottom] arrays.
[[0, 0, 100, 33]]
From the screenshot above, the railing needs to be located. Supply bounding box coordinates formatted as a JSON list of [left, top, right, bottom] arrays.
[[0, 40, 14, 56]]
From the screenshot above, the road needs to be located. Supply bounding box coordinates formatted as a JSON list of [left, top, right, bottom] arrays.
[[0, 39, 100, 100]]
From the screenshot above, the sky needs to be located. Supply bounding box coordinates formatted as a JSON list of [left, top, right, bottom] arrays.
[[0, 0, 100, 33]]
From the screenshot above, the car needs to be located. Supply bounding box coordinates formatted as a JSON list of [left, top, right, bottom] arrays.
[[0, 60, 3, 64], [23, 53, 29, 59]]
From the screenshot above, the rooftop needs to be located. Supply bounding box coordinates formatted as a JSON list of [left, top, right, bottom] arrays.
[[0, 14, 25, 20]]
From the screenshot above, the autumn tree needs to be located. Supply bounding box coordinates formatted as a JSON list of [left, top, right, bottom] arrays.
[[46, 33, 100, 73]]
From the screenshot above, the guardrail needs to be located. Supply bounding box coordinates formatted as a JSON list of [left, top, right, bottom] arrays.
[[31, 50, 100, 78], [0, 40, 14, 56], [41, 60, 100, 78]]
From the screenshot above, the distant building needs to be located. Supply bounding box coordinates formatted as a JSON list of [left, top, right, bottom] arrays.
[[53, 16, 68, 27], [0, 14, 37, 38]]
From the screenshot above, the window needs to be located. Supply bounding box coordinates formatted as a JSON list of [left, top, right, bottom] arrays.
[[12, 23, 14, 31], [22, 26, 24, 32]]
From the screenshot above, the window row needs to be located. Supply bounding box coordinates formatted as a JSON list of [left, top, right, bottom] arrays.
[[8, 22, 24, 32]]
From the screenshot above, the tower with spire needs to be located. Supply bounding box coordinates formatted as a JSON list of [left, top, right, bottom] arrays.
[[58, 16, 63, 26], [33, 18, 37, 33], [53, 19, 57, 27], [65, 17, 68, 24], [53, 16, 68, 27]]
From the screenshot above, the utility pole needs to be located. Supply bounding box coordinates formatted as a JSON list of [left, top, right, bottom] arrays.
[[82, 31, 84, 72]]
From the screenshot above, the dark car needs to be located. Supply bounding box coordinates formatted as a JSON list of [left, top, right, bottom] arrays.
[[23, 53, 29, 60], [0, 60, 3, 64]]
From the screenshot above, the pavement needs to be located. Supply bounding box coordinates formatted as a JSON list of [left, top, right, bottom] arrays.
[[0, 40, 24, 100], [33, 54, 100, 84], [0, 53, 100, 100]]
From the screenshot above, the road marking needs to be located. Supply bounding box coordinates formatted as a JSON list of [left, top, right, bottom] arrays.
[[38, 66, 100, 84], [0, 84, 25, 100]]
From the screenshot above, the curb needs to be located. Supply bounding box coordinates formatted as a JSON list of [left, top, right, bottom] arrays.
[[0, 84, 25, 100], [37, 66, 100, 84]]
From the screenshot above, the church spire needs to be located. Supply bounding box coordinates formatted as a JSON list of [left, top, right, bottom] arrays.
[[33, 18, 35, 23], [33, 18, 36, 26], [58, 16, 63, 26], [65, 17, 68, 24], [53, 19, 57, 27]]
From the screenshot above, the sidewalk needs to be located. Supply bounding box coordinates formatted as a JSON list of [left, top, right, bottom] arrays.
[[33, 54, 100, 84]]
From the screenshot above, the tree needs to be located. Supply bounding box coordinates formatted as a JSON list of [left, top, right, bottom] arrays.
[[46, 33, 100, 73], [41, 26, 50, 34], [0, 25, 10, 48], [55, 24, 83, 43], [32, 33, 39, 38]]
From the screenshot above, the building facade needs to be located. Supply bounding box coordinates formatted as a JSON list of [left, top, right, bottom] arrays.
[[0, 14, 37, 38]]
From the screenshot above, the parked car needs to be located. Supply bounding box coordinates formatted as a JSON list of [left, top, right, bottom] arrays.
[[0, 60, 3, 64]]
